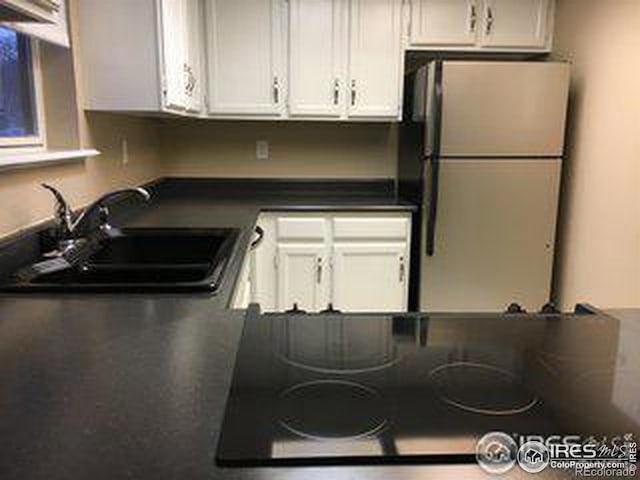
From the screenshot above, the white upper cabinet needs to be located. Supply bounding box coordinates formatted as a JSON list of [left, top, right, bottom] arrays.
[[410, 0, 478, 47], [288, 0, 347, 118], [408, 0, 554, 52], [479, 0, 550, 49], [159, 0, 188, 111], [0, 0, 59, 23], [78, 0, 204, 114], [160, 0, 203, 113], [347, 0, 402, 119], [184, 0, 204, 113], [206, 0, 286, 117]]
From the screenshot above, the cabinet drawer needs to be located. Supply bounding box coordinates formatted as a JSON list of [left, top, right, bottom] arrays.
[[277, 217, 327, 240], [333, 217, 409, 240]]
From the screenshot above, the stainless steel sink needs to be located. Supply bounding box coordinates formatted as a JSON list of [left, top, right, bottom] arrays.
[[7, 228, 240, 292]]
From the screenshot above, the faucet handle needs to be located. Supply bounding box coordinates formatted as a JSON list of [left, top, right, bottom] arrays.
[[42, 184, 73, 237]]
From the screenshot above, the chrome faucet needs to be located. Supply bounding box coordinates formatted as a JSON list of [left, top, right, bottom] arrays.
[[42, 184, 151, 249]]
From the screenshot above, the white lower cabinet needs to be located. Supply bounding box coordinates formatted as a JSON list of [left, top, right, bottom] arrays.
[[246, 212, 411, 313], [276, 243, 330, 311], [333, 243, 408, 312]]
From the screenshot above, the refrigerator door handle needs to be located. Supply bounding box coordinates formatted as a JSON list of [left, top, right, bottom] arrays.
[[426, 61, 443, 256], [426, 156, 440, 256]]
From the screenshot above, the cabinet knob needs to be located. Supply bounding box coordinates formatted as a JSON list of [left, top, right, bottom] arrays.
[[333, 78, 340, 105]]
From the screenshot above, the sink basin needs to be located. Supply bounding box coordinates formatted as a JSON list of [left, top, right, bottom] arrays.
[[9, 228, 240, 293], [88, 231, 229, 265]]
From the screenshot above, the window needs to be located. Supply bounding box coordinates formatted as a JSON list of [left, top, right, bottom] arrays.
[[0, 26, 44, 148]]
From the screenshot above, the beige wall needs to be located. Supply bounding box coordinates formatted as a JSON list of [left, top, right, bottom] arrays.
[[160, 120, 397, 179], [0, 114, 160, 238], [552, 0, 640, 309], [0, 0, 162, 239]]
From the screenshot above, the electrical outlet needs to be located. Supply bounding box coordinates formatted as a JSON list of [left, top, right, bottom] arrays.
[[256, 140, 269, 160], [122, 138, 129, 165]]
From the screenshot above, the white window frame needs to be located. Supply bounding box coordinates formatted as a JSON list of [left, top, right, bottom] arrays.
[[0, 35, 46, 151]]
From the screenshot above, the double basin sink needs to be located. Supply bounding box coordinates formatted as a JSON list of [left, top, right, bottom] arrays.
[[8, 228, 240, 293]]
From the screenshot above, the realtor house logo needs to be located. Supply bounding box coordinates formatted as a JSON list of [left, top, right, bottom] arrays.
[[517, 440, 550, 473], [476, 431, 637, 476]]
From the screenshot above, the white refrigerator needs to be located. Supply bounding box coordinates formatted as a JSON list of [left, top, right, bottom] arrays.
[[398, 61, 570, 312]]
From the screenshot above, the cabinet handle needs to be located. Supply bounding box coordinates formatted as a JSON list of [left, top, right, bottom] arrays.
[[333, 79, 340, 105], [184, 63, 196, 96], [351, 79, 357, 106], [316, 258, 323, 284], [469, 3, 477, 33], [486, 6, 494, 35], [399, 256, 405, 283], [273, 76, 280, 104]]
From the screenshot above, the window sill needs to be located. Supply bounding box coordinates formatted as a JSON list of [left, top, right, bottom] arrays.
[[0, 148, 100, 171]]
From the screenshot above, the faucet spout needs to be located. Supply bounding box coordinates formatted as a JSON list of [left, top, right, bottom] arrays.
[[70, 187, 151, 236], [42, 185, 151, 247]]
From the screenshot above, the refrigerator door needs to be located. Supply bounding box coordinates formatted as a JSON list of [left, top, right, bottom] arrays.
[[421, 158, 561, 312], [438, 61, 570, 157]]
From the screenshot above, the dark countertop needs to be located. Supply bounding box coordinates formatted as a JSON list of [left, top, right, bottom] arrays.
[[117, 178, 417, 309], [0, 179, 635, 479], [3, 295, 613, 480]]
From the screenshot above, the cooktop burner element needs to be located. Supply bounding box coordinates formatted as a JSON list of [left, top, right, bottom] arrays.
[[278, 380, 388, 440], [428, 361, 539, 416]]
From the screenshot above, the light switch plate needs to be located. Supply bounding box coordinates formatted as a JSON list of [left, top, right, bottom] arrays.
[[256, 140, 269, 160]]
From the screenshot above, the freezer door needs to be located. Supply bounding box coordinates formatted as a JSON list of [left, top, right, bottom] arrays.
[[421, 158, 561, 312], [439, 62, 570, 157]]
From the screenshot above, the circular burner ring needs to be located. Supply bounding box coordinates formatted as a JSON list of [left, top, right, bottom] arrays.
[[278, 380, 389, 441], [428, 361, 539, 416], [277, 352, 403, 375]]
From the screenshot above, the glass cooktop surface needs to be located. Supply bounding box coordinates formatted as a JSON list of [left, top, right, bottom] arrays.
[[216, 308, 639, 466]]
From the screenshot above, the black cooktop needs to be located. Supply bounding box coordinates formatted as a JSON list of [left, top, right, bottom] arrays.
[[216, 306, 639, 466]]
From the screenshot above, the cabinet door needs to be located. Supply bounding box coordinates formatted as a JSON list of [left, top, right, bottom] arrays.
[[206, 0, 285, 116], [410, 0, 478, 46], [333, 243, 408, 312], [289, 0, 347, 118], [277, 244, 329, 312], [348, 0, 402, 119], [480, 0, 550, 49], [159, 0, 187, 111], [184, 0, 203, 113]]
